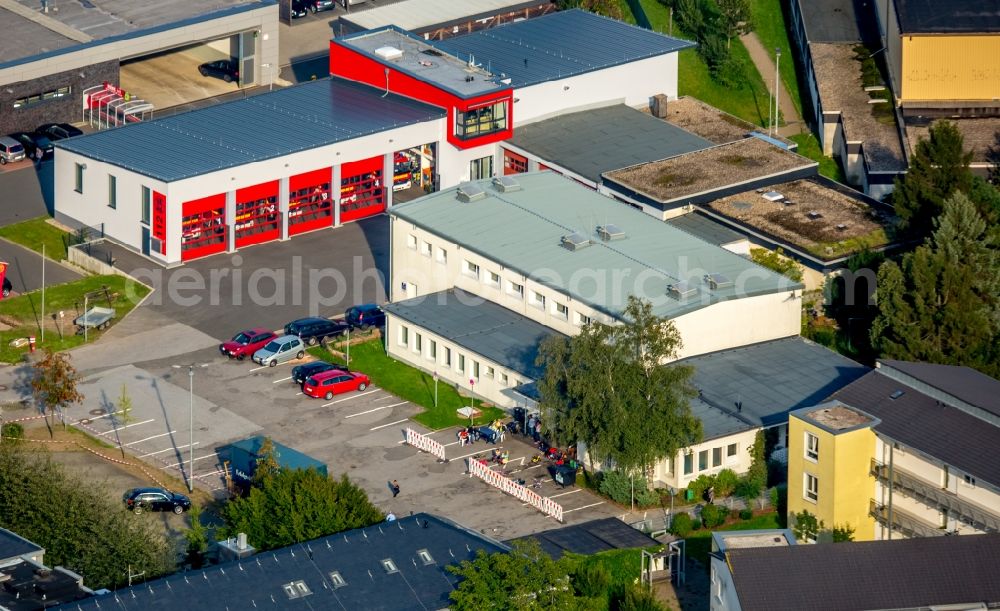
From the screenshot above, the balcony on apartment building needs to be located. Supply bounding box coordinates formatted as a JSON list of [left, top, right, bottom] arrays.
[[869, 498, 947, 538], [870, 459, 1000, 534]]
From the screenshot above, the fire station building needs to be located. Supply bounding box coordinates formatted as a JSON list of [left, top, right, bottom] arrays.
[[53, 10, 692, 265]]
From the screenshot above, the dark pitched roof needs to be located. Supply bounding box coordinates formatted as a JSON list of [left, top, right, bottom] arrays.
[[508, 104, 712, 183], [665, 211, 746, 247], [0, 528, 42, 563], [680, 336, 869, 428], [511, 518, 658, 559], [725, 533, 1000, 611], [435, 9, 695, 88], [382, 289, 564, 379], [894, 0, 1000, 33], [832, 370, 1000, 484], [54, 513, 508, 611], [880, 360, 1000, 417], [55, 78, 445, 182]]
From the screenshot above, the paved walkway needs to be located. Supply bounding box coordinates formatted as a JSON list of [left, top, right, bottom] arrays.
[[740, 32, 804, 138]]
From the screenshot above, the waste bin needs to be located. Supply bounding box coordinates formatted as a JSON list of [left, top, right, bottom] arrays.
[[513, 407, 526, 428], [549, 464, 577, 488], [478, 425, 500, 444], [685, 488, 695, 501]]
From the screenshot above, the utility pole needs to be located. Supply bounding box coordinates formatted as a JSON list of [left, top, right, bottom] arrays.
[[41, 244, 45, 342], [773, 48, 782, 136]]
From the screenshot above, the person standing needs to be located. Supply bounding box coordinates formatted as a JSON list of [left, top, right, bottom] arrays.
[[391, 480, 400, 498], [526, 414, 536, 438]]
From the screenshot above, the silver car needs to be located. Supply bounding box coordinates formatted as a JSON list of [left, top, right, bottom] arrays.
[[252, 335, 304, 367]]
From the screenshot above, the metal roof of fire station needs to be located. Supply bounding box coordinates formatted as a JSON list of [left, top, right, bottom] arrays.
[[54, 77, 445, 182], [434, 9, 696, 88]]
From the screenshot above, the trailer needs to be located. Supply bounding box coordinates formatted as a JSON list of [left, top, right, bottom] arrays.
[[74, 306, 115, 332], [219, 436, 328, 485]]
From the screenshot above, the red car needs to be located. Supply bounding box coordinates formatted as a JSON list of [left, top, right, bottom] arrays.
[[220, 328, 278, 360], [303, 369, 370, 400]]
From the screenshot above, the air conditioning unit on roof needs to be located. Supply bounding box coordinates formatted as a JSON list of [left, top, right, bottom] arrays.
[[374, 46, 403, 61]]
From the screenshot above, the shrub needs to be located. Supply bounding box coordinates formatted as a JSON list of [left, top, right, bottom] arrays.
[[1, 422, 24, 442], [714, 469, 739, 497], [691, 519, 703, 531], [635, 487, 660, 508], [669, 512, 693, 537], [573, 562, 611, 598], [739, 509, 754, 520], [610, 583, 668, 611], [700, 503, 729, 528], [735, 477, 761, 503], [598, 470, 657, 506], [687, 474, 716, 500]]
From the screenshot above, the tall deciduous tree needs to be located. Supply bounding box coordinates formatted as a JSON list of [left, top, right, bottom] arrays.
[[30, 348, 83, 436], [220, 468, 383, 551], [871, 192, 1000, 376], [717, 0, 753, 48], [537, 297, 701, 475]]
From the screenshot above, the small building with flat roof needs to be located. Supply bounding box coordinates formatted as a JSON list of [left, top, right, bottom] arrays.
[[337, 0, 555, 40], [0, 529, 92, 610]]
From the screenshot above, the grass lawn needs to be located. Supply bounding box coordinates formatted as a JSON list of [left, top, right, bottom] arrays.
[[789, 133, 847, 182], [0, 275, 150, 363], [686, 511, 781, 565], [0, 217, 71, 261], [749, 0, 804, 117], [308, 339, 505, 430]]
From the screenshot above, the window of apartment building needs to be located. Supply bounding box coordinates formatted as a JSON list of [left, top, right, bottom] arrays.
[[472, 361, 480, 379], [575, 312, 592, 326], [500, 372, 509, 385], [684, 453, 693, 476], [469, 155, 493, 180], [414, 333, 422, 354], [529, 290, 546, 309], [398, 325, 409, 347], [428, 340, 437, 361], [698, 450, 708, 471], [141, 186, 151, 224], [444, 347, 452, 367], [712, 447, 722, 468], [554, 302, 568, 319], [487, 271, 501, 287], [464, 260, 480, 279], [406, 234, 417, 249], [436, 247, 447, 264], [485, 366, 495, 379], [805, 432, 819, 462], [74, 163, 85, 194], [12, 85, 71, 109], [107, 175, 117, 209], [420, 241, 432, 257], [964, 474, 977, 487], [457, 354, 465, 374], [508, 281, 524, 299], [804, 473, 818, 503], [727, 443, 738, 463], [456, 101, 507, 140]]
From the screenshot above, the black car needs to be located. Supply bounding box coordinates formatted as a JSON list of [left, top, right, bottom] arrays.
[[122, 487, 191, 515], [291, 361, 345, 385], [36, 123, 83, 141], [291, 0, 309, 17], [199, 60, 239, 83], [2, 277, 11, 298], [284, 317, 349, 346], [9, 132, 53, 160], [345, 304, 385, 330], [311, 0, 335, 12]]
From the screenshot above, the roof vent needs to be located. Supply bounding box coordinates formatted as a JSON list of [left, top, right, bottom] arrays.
[[492, 176, 522, 193], [596, 224, 625, 241], [561, 233, 591, 251], [374, 46, 403, 61], [421, 48, 443, 57], [667, 282, 697, 299], [889, 390, 904, 400], [456, 182, 486, 203], [704, 273, 733, 290], [762, 191, 783, 202]]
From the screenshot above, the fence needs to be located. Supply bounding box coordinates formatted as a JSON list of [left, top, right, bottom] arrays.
[[67, 238, 133, 279], [468, 456, 564, 522], [405, 428, 446, 461]]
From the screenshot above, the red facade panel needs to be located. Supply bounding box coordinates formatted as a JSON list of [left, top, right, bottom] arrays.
[[151, 191, 166, 254]]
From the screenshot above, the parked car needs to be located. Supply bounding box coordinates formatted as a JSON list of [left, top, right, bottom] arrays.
[[2, 277, 10, 298], [345, 304, 385, 330], [122, 487, 191, 515], [291, 0, 309, 17], [284, 317, 349, 346], [291, 360, 343, 386], [302, 369, 370, 400], [0, 136, 26, 165], [199, 59, 239, 83], [35, 123, 83, 141], [8, 132, 52, 160], [311, 0, 336, 13], [252, 335, 305, 367], [220, 327, 278, 360]]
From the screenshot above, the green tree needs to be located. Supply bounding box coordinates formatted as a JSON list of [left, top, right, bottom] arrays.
[[717, 0, 753, 48], [871, 192, 1000, 376], [220, 468, 382, 551], [611, 585, 668, 611], [537, 296, 701, 476], [184, 504, 209, 568], [0, 443, 172, 589], [448, 539, 580, 610], [252, 436, 282, 485], [117, 383, 133, 425], [750, 247, 804, 283], [832, 523, 855, 542], [791, 510, 824, 542], [30, 348, 83, 436], [675, 0, 708, 37]]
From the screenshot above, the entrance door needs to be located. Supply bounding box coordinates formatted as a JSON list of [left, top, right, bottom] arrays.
[[470, 156, 493, 180]]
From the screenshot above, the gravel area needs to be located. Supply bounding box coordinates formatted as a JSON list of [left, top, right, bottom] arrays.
[[810, 43, 907, 172], [661, 96, 796, 147], [907, 118, 1000, 162], [706, 178, 894, 259], [606, 138, 814, 203]]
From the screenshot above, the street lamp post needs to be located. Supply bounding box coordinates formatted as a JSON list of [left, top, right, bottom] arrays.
[[773, 48, 782, 137], [173, 363, 208, 492]]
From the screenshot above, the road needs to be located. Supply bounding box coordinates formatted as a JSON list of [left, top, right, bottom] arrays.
[[0, 238, 82, 294]]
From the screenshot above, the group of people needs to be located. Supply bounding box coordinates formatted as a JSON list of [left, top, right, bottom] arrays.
[[525, 414, 544, 442]]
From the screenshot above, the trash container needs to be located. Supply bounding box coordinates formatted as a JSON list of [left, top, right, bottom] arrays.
[[513, 407, 526, 428], [549, 464, 577, 488], [685, 488, 695, 501], [478, 425, 499, 444]]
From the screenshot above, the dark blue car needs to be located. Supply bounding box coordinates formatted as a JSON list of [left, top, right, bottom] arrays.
[[345, 304, 385, 330]]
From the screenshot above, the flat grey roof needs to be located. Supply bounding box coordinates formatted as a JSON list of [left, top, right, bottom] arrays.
[[690, 396, 757, 441], [794, 0, 863, 43], [56, 77, 445, 182], [340, 0, 544, 33], [0, 528, 42, 562], [511, 517, 659, 559], [880, 360, 1000, 417], [665, 211, 746, 247], [382, 289, 563, 379], [682, 336, 869, 428], [390, 172, 801, 322], [508, 104, 713, 183], [338, 28, 502, 98], [895, 0, 1000, 34]]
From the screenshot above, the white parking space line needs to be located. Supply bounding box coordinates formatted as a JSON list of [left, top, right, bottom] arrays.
[[249, 361, 294, 372], [561, 502, 604, 514], [164, 453, 219, 469], [123, 431, 176, 447], [139, 442, 199, 458], [72, 410, 122, 424], [296, 392, 303, 396], [373, 395, 398, 402], [452, 447, 503, 462], [97, 419, 155, 436], [549, 489, 582, 499], [322, 389, 380, 407], [345, 401, 407, 419], [370, 418, 409, 431], [272, 376, 293, 384]]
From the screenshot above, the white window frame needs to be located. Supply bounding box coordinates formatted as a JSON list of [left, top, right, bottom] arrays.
[[487, 270, 501, 287], [457, 353, 465, 374], [805, 432, 819, 462], [485, 366, 495, 379], [464, 260, 480, 279], [804, 472, 818, 503], [508, 281, 524, 299], [529, 290, 546, 310], [398, 325, 409, 347], [436, 247, 447, 264], [428, 340, 437, 361], [414, 333, 422, 354], [698, 450, 708, 472], [575, 312, 592, 326], [472, 361, 480, 379], [554, 302, 568, 319], [500, 372, 509, 385], [444, 346, 452, 367], [107, 174, 117, 209], [406, 234, 417, 250], [420, 240, 432, 257], [74, 163, 85, 194]]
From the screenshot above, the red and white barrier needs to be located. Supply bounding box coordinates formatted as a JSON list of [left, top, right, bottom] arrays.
[[468, 456, 564, 522], [405, 428, 446, 461]]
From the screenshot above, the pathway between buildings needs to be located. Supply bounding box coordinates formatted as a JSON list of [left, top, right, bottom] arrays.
[[740, 32, 804, 138]]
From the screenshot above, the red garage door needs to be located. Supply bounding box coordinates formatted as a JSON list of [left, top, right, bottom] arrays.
[[181, 194, 227, 261], [235, 180, 281, 248], [503, 149, 527, 175], [340, 155, 385, 223], [289, 167, 333, 236]]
